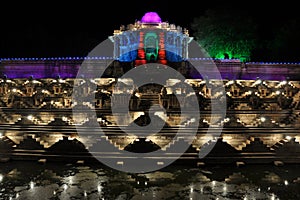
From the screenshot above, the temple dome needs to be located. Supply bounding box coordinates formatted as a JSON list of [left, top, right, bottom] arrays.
[[141, 12, 162, 23]]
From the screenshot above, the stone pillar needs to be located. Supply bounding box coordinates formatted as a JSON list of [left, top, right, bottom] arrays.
[[158, 31, 167, 65], [135, 31, 146, 66]]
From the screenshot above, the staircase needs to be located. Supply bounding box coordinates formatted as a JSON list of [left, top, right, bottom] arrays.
[[140, 93, 161, 105], [271, 139, 288, 150], [0, 112, 14, 124]]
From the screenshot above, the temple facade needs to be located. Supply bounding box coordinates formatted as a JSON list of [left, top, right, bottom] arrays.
[[0, 12, 300, 166], [109, 12, 193, 65]]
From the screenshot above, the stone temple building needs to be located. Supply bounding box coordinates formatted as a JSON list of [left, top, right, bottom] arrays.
[[109, 11, 192, 65], [0, 12, 300, 167]]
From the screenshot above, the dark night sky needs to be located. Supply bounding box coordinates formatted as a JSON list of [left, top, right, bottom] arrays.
[[0, 1, 298, 58]]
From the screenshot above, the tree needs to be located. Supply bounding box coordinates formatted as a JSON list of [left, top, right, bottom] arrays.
[[191, 8, 258, 62]]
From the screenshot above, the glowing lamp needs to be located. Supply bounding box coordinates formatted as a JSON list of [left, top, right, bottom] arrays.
[[137, 49, 145, 59], [158, 49, 166, 59], [158, 60, 167, 65], [135, 60, 147, 66]]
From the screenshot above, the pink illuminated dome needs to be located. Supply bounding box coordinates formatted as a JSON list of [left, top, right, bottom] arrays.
[[141, 12, 162, 23]]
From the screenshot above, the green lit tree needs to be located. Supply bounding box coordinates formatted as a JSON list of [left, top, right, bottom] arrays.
[[191, 8, 258, 62]]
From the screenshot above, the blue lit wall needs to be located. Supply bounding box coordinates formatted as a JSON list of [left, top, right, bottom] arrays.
[[110, 29, 191, 63]]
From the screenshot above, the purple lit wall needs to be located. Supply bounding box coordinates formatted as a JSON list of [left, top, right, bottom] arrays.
[[141, 12, 162, 23], [1, 64, 80, 79], [188, 62, 300, 81], [0, 60, 299, 80]]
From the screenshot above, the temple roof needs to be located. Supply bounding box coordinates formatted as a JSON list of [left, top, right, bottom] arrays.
[[141, 12, 162, 23]]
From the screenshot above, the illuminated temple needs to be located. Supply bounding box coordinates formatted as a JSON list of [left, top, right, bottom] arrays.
[[0, 12, 300, 166], [109, 11, 192, 65]]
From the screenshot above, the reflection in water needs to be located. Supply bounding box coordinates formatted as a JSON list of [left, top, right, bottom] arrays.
[[0, 161, 300, 199]]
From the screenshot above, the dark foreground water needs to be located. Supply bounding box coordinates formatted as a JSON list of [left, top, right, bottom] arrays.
[[0, 161, 300, 200]]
